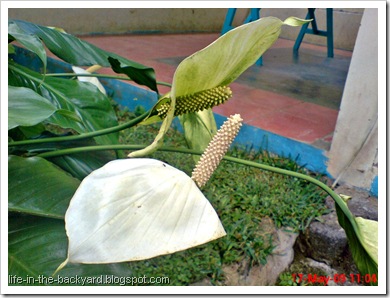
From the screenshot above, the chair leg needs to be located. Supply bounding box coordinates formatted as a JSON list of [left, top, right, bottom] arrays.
[[221, 8, 237, 35], [252, 9, 263, 65], [293, 8, 334, 58], [293, 9, 313, 54], [326, 8, 334, 58], [250, 8, 260, 22]]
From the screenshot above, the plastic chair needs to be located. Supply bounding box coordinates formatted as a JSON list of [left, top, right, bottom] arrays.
[[221, 8, 335, 66], [293, 8, 334, 58]]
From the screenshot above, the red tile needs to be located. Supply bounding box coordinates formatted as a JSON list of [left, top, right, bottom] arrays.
[[284, 102, 338, 126], [250, 112, 325, 143], [81, 33, 219, 60], [62, 33, 348, 146], [214, 84, 305, 123]]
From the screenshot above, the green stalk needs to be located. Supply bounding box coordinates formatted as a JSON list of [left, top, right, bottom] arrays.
[[37, 144, 146, 157], [36, 143, 354, 227], [36, 142, 370, 276], [8, 111, 149, 147], [45, 73, 172, 87]]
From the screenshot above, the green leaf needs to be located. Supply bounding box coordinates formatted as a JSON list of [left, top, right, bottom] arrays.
[[8, 21, 47, 72], [8, 125, 47, 144], [55, 109, 83, 123], [9, 215, 133, 285], [8, 155, 80, 219], [8, 132, 115, 180], [48, 151, 115, 181], [8, 86, 57, 130], [8, 43, 15, 54], [9, 60, 118, 145], [335, 200, 377, 284], [108, 57, 158, 93], [179, 109, 217, 163], [18, 123, 46, 139], [9, 19, 158, 92]]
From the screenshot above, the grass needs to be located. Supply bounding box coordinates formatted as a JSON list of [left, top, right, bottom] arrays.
[[275, 257, 330, 286], [114, 103, 330, 286]]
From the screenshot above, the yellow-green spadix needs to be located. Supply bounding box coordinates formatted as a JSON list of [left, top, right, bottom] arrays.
[[55, 158, 225, 273], [156, 86, 232, 118]]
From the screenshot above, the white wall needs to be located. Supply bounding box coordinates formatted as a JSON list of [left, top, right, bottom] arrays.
[[8, 8, 362, 51], [327, 8, 378, 190]]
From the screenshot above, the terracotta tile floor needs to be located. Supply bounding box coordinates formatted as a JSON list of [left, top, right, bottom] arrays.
[[80, 33, 352, 150]]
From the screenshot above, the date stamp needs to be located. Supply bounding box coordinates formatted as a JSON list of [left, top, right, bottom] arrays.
[[291, 273, 377, 285]]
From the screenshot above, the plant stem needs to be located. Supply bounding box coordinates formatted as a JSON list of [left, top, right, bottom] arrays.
[[8, 111, 149, 147], [36, 143, 352, 222], [37, 144, 146, 157], [45, 73, 172, 87], [35, 143, 361, 262]]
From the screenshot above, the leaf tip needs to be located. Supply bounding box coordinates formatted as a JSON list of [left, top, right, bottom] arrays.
[[283, 16, 312, 27], [52, 258, 69, 277]]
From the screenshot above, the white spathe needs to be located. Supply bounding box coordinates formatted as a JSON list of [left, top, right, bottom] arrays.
[[72, 66, 107, 95], [64, 158, 226, 264]]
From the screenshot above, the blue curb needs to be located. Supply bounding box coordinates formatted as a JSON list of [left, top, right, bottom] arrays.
[[370, 176, 378, 197], [214, 114, 329, 174], [14, 47, 381, 189]]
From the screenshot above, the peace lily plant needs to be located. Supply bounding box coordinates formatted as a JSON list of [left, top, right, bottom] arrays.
[[8, 16, 377, 285]]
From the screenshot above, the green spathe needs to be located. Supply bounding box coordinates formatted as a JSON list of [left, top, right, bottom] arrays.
[[131, 16, 310, 158], [355, 217, 378, 265], [179, 109, 218, 163], [334, 198, 378, 284]]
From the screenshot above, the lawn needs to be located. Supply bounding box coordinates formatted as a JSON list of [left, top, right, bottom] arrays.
[[114, 103, 329, 285]]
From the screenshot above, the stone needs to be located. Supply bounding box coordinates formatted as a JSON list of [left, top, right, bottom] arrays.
[[222, 227, 298, 286], [295, 211, 354, 272], [334, 184, 378, 220], [294, 183, 377, 274], [190, 219, 299, 286]]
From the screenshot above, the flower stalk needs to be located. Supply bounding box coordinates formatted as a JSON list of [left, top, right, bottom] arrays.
[[191, 114, 243, 187]]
